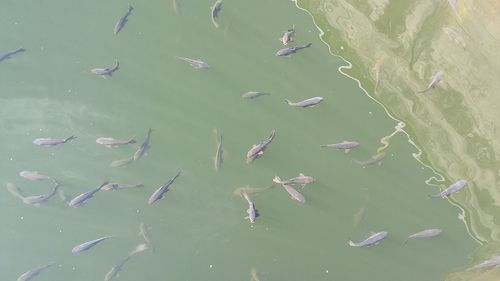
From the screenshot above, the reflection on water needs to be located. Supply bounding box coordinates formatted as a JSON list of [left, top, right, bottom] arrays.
[[297, 0, 500, 279]]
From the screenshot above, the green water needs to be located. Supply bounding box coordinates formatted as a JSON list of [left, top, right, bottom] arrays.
[[1, 0, 477, 280]]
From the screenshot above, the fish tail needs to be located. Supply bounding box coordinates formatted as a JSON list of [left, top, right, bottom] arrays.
[[64, 135, 77, 143], [428, 194, 442, 199], [272, 176, 282, 184], [348, 241, 357, 247], [284, 99, 292, 105], [127, 138, 137, 144]]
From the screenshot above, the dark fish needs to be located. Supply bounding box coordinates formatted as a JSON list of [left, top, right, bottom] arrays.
[[176, 56, 210, 69], [0, 47, 25, 62], [275, 43, 312, 56], [210, 0, 222, 28], [282, 184, 305, 203], [19, 171, 52, 181], [405, 229, 442, 243], [148, 170, 182, 204], [71, 236, 114, 253], [349, 231, 388, 247], [280, 29, 295, 45], [134, 128, 152, 161], [104, 243, 148, 281], [91, 60, 119, 76], [285, 96, 323, 107], [241, 91, 270, 99], [96, 137, 136, 147], [16, 263, 53, 281], [33, 135, 76, 147], [429, 180, 467, 198], [214, 130, 224, 171], [68, 182, 107, 207], [417, 70, 444, 94], [320, 140, 360, 152], [246, 130, 276, 163], [110, 157, 134, 168], [114, 4, 133, 34], [101, 182, 144, 191], [22, 182, 61, 206]]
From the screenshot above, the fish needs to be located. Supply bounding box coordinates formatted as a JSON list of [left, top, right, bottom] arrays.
[[96, 137, 136, 147], [279, 29, 295, 45], [321, 140, 360, 152], [443, 27, 466, 49], [0, 47, 25, 62], [355, 152, 386, 166], [148, 170, 182, 204], [285, 96, 323, 108], [19, 171, 52, 181], [273, 173, 315, 187], [348, 231, 388, 247], [33, 135, 76, 147], [134, 128, 152, 161], [275, 42, 312, 56], [404, 229, 442, 243], [114, 4, 133, 34], [22, 183, 61, 206], [6, 183, 25, 200], [242, 192, 259, 223], [68, 182, 107, 207], [448, 0, 461, 19], [138, 223, 154, 252], [214, 130, 224, 171], [16, 263, 53, 281], [104, 243, 148, 281], [241, 91, 270, 99], [233, 185, 272, 197], [246, 130, 276, 164], [429, 179, 467, 198], [176, 56, 210, 69], [101, 182, 144, 191], [282, 184, 305, 203], [417, 70, 445, 94], [210, 0, 222, 28], [91, 60, 119, 76], [470, 256, 500, 271], [71, 236, 114, 253], [110, 157, 134, 167]]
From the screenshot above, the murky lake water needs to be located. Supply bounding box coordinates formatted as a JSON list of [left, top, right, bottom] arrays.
[[1, 0, 481, 280]]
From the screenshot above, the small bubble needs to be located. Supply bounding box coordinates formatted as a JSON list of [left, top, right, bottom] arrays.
[[326, 270, 329, 273], [209, 264, 213, 268], [340, 46, 344, 50], [20, 216, 24, 220], [59, 229, 63, 233], [368, 111, 372, 114], [9, 157, 13, 161]]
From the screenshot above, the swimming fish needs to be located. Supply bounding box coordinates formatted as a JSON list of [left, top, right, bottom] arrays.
[[246, 130, 276, 163], [275, 43, 312, 56], [101, 182, 144, 191], [443, 27, 466, 49], [279, 29, 295, 45], [134, 128, 152, 161], [355, 152, 386, 166], [273, 173, 315, 187], [148, 170, 182, 204], [470, 256, 500, 271], [282, 184, 305, 203], [348, 231, 388, 247], [138, 222, 154, 252], [285, 97, 323, 107], [214, 130, 224, 171], [68, 182, 107, 207], [210, 0, 222, 28], [232, 185, 272, 197], [91, 60, 119, 76], [241, 91, 270, 99], [22, 183, 61, 206], [19, 171, 52, 181], [0, 47, 25, 62], [96, 137, 136, 148], [404, 229, 442, 243], [110, 157, 134, 168], [114, 4, 133, 34], [16, 263, 53, 281], [104, 243, 148, 281], [176, 56, 210, 69], [33, 135, 76, 147], [72, 236, 114, 253], [321, 140, 360, 152], [417, 70, 444, 94], [242, 192, 259, 223], [429, 180, 467, 198]]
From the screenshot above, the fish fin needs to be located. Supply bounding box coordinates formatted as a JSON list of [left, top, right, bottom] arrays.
[[272, 176, 281, 184], [257, 151, 264, 156], [348, 241, 356, 247], [299, 173, 305, 177], [284, 99, 292, 105]]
